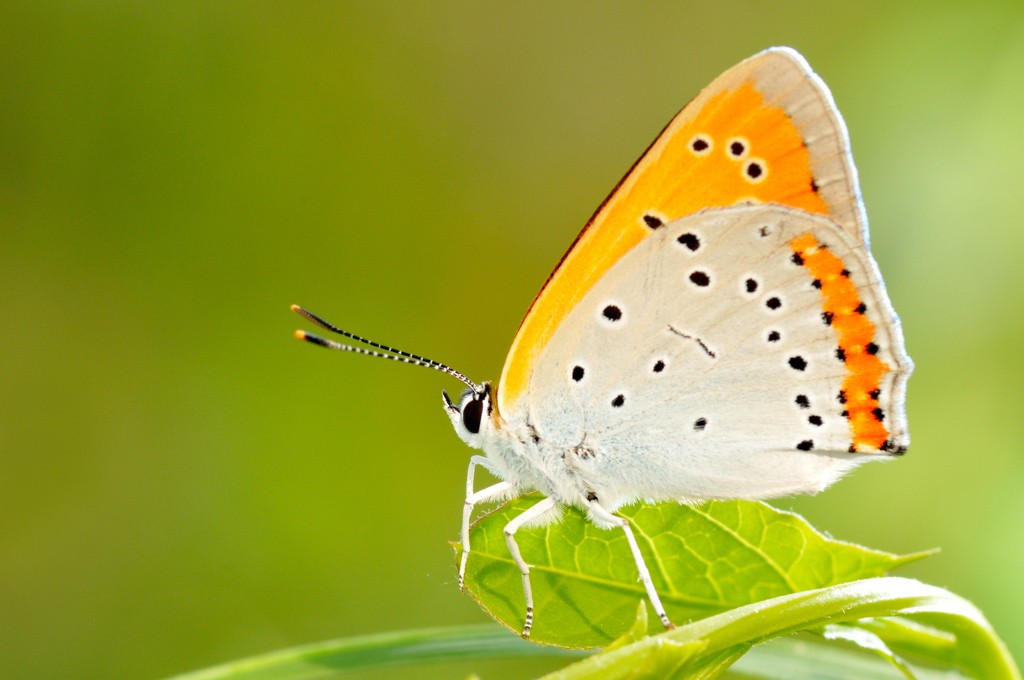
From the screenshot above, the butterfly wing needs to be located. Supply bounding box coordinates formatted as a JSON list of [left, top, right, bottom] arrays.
[[498, 47, 868, 416], [524, 205, 910, 510]]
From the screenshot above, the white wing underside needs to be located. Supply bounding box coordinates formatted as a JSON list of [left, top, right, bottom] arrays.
[[520, 205, 910, 511]]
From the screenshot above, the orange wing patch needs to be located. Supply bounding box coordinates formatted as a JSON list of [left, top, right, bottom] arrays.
[[646, 83, 829, 218], [498, 53, 842, 415], [789, 233, 892, 452]]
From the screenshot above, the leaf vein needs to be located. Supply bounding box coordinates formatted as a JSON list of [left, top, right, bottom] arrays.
[[684, 504, 800, 592]]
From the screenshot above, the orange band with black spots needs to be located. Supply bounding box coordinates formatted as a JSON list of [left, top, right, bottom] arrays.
[[789, 233, 890, 451]]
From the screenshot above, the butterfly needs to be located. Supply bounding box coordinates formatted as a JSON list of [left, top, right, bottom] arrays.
[[292, 46, 912, 638]]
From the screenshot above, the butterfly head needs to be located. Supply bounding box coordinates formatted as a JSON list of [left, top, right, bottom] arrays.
[[443, 382, 495, 448]]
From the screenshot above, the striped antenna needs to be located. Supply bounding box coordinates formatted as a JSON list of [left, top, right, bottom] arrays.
[[291, 305, 479, 391]]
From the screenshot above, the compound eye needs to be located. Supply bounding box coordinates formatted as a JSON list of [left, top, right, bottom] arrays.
[[461, 397, 483, 434]]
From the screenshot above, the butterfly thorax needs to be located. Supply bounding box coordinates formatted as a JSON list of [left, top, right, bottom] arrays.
[[496, 419, 603, 505], [446, 383, 597, 509]]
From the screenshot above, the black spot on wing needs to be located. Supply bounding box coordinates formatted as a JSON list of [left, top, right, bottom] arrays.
[[643, 213, 664, 229], [677, 232, 700, 251]]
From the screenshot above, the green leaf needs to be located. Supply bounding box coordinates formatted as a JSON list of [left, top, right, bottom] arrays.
[[457, 495, 929, 648], [539, 577, 1021, 680], [726, 634, 966, 679], [820, 624, 914, 678], [162, 624, 583, 680], [853, 616, 964, 668]]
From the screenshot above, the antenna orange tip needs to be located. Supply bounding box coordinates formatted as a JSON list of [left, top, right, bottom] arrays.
[[290, 304, 302, 312], [294, 330, 308, 340]]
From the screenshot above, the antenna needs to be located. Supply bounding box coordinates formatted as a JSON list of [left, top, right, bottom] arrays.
[[291, 305, 479, 391]]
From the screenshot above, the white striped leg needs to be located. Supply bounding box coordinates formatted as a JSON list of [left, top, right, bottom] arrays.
[[503, 496, 557, 638], [588, 500, 674, 630], [459, 455, 511, 590]]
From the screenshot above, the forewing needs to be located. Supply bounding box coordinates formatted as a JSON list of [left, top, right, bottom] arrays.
[[498, 47, 867, 416]]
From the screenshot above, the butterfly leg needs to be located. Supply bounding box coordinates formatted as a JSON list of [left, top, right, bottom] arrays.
[[588, 500, 674, 630], [460, 455, 512, 591], [503, 496, 558, 638]]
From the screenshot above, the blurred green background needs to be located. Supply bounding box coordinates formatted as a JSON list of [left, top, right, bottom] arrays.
[[2, 2, 1022, 678]]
